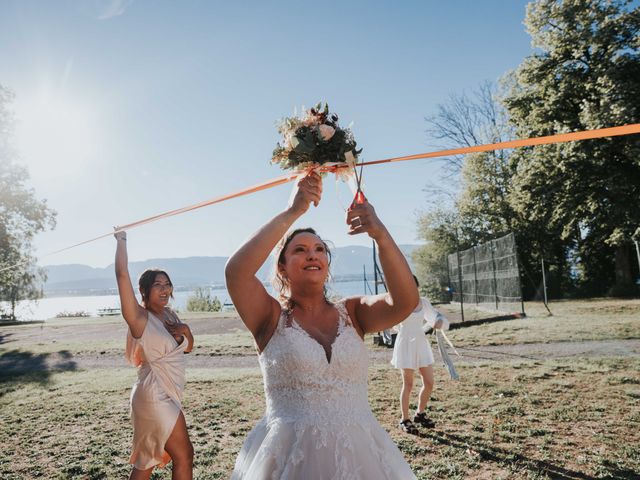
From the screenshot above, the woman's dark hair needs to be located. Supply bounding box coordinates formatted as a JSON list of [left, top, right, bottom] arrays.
[[273, 227, 332, 304], [138, 269, 174, 307]]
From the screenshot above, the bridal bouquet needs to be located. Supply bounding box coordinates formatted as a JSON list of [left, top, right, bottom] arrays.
[[271, 103, 362, 173]]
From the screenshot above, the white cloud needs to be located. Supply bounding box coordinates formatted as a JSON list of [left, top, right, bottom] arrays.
[[95, 0, 134, 20]]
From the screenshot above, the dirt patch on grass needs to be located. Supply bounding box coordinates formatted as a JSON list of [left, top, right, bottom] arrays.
[[2, 338, 639, 382]]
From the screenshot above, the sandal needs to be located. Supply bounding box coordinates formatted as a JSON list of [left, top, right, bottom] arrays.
[[413, 411, 435, 428], [398, 419, 418, 434]]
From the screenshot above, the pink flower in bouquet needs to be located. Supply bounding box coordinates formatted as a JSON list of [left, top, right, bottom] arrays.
[[318, 124, 336, 141]]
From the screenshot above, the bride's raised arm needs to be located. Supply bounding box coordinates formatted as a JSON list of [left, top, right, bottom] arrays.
[[345, 200, 419, 333], [225, 172, 322, 351]]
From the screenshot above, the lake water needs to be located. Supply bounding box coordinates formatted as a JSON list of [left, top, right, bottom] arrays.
[[2, 279, 381, 320]]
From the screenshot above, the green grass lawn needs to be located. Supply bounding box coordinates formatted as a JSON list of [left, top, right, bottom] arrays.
[[443, 298, 640, 347], [1, 298, 639, 479], [2, 359, 638, 479]]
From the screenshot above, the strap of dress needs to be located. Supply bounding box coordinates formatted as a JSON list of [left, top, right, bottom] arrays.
[[335, 299, 353, 328], [277, 303, 290, 330]]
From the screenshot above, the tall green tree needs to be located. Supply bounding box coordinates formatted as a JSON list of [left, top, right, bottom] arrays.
[[418, 77, 588, 300], [415, 84, 505, 299], [412, 207, 462, 301], [416, 82, 545, 298], [503, 0, 640, 295], [0, 85, 56, 319]]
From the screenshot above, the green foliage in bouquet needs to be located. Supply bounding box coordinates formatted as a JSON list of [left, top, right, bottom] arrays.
[[272, 103, 362, 170]]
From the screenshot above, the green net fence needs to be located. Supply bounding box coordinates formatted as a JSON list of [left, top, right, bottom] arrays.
[[448, 233, 524, 316]]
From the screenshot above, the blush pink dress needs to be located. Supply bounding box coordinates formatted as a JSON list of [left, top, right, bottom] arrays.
[[125, 309, 188, 470]]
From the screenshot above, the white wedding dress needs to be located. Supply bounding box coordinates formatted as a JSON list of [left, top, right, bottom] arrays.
[[232, 300, 416, 479]]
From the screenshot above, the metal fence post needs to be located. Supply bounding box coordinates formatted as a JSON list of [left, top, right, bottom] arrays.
[[373, 241, 378, 295], [491, 240, 499, 310], [472, 247, 479, 305], [446, 254, 453, 303], [513, 234, 526, 316], [457, 248, 465, 322]]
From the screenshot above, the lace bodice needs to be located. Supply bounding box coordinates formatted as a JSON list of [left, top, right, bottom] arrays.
[[233, 300, 417, 479], [258, 300, 373, 426]]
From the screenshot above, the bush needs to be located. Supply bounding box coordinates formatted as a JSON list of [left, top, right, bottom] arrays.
[[186, 287, 222, 312]]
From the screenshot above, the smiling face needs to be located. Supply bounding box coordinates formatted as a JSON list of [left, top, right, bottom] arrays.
[[138, 269, 174, 309], [275, 230, 331, 298], [148, 274, 173, 307]]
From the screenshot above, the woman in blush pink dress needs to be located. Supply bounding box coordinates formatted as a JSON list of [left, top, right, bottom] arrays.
[[114, 230, 195, 480]]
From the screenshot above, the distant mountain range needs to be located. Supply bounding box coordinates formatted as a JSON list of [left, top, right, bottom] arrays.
[[42, 244, 420, 296]]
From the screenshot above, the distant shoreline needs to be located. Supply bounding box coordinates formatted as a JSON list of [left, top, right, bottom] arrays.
[[41, 274, 381, 298]]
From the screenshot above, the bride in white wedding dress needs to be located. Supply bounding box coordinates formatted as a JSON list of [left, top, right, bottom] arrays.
[[225, 171, 419, 479]]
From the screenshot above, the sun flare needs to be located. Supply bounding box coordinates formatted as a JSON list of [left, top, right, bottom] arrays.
[[16, 91, 95, 178]]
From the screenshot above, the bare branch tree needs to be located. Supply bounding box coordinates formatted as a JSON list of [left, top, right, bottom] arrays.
[[424, 81, 513, 177]]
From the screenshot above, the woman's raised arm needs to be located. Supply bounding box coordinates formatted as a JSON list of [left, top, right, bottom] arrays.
[[345, 201, 419, 333], [114, 231, 148, 338], [225, 172, 322, 350]]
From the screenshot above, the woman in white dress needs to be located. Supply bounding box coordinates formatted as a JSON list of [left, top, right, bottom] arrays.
[[225, 171, 419, 479], [391, 276, 449, 434]]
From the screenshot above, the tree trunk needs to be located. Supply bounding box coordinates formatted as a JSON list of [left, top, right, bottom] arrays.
[[614, 245, 634, 293]]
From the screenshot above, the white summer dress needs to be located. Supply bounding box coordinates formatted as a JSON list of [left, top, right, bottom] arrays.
[[231, 300, 416, 479], [390, 298, 448, 370]]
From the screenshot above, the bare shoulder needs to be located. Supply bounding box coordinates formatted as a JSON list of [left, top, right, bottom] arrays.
[[343, 296, 362, 313], [342, 296, 365, 337]]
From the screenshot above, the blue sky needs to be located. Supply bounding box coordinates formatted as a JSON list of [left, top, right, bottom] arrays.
[[0, 0, 533, 267]]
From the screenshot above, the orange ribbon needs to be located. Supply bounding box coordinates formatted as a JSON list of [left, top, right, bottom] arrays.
[[350, 123, 640, 169], [1, 123, 639, 273]]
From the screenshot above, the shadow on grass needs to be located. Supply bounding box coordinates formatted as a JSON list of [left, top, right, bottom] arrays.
[[0, 332, 13, 345], [0, 319, 44, 327], [448, 313, 526, 330], [0, 349, 77, 391], [418, 429, 637, 479]]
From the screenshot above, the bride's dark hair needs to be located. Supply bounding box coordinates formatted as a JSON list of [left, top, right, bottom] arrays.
[[273, 228, 333, 309]]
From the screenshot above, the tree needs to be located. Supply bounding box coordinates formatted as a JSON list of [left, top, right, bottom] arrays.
[[422, 82, 519, 240], [418, 78, 578, 300], [503, 0, 640, 295], [0, 85, 56, 319], [416, 83, 529, 298], [412, 208, 462, 302]]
